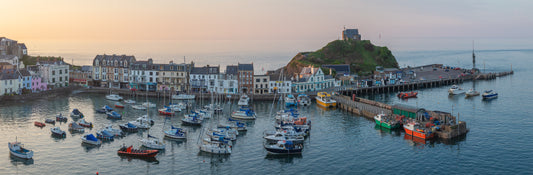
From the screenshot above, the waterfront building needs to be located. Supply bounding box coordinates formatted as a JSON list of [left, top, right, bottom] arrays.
[[69, 66, 92, 87], [37, 61, 69, 88], [253, 74, 269, 94], [0, 70, 21, 95], [268, 78, 292, 94], [155, 61, 192, 92], [0, 55, 23, 69], [214, 73, 238, 94], [18, 69, 32, 93], [92, 54, 135, 88], [30, 73, 47, 92], [342, 28, 361, 41], [129, 58, 158, 91], [292, 66, 335, 93], [189, 65, 219, 93], [237, 63, 253, 94]]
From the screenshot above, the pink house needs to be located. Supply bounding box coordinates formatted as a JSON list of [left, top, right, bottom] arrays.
[[31, 75, 47, 92]]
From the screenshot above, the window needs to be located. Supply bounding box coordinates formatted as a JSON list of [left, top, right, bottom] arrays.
[[124, 76, 127, 81], [59, 77, 62, 81], [124, 69, 128, 74], [59, 70, 62, 74], [149, 77, 153, 82], [52, 71, 55, 75], [52, 78, 55, 83], [150, 72, 153, 76], [65, 69, 68, 73], [114, 68, 118, 73], [156, 72, 159, 76], [256, 79, 260, 82]]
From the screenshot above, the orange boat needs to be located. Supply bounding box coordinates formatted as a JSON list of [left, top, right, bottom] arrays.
[[403, 122, 434, 139], [34, 121, 46, 127], [397, 91, 418, 99], [117, 145, 159, 158]]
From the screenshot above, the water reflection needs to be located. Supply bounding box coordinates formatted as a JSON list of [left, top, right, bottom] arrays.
[[403, 134, 435, 148], [197, 152, 230, 166], [82, 143, 101, 152], [9, 155, 34, 166], [264, 154, 303, 164], [118, 155, 159, 164], [374, 124, 402, 137]]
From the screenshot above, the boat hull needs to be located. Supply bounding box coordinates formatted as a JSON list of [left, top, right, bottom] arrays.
[[374, 119, 400, 129], [403, 127, 434, 140], [8, 143, 33, 159], [316, 99, 336, 108], [264, 147, 302, 154]]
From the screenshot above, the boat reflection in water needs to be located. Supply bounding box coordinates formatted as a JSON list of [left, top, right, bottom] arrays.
[[197, 151, 231, 166], [118, 155, 159, 164], [374, 124, 402, 137], [264, 154, 303, 164], [10, 155, 34, 166], [403, 134, 435, 148]]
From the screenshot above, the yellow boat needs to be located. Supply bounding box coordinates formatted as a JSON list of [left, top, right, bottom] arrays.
[[315, 92, 336, 108]]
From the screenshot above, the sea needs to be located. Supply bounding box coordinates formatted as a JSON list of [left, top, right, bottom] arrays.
[[1, 38, 532, 174]]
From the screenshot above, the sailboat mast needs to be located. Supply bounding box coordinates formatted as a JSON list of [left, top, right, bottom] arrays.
[[472, 40, 476, 70]]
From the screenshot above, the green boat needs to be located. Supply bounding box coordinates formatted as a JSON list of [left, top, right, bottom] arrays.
[[374, 113, 401, 129]]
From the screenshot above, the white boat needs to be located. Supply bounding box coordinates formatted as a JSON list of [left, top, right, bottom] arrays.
[[164, 126, 187, 139], [199, 142, 231, 154], [285, 94, 298, 107], [482, 90, 498, 99], [207, 128, 238, 141], [218, 122, 247, 132], [448, 85, 465, 95], [81, 134, 101, 146], [230, 108, 256, 120], [237, 94, 250, 106], [8, 140, 34, 159], [465, 89, 480, 97], [129, 118, 152, 129], [98, 125, 124, 137], [316, 92, 336, 108], [181, 114, 203, 125], [263, 130, 305, 144], [203, 137, 233, 147], [50, 127, 66, 137], [297, 94, 311, 106], [264, 140, 303, 154], [172, 94, 195, 100], [106, 94, 123, 101], [123, 99, 136, 104], [132, 104, 147, 110], [140, 134, 165, 150], [142, 102, 156, 108]]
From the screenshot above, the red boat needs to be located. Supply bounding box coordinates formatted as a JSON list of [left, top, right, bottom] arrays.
[[114, 103, 125, 108], [117, 146, 159, 158], [158, 108, 173, 116], [397, 91, 418, 99], [34, 121, 46, 127], [403, 122, 434, 140]]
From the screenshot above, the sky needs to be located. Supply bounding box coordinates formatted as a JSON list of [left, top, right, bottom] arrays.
[[1, 0, 532, 69]]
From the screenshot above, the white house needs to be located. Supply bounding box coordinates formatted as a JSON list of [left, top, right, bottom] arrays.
[[37, 61, 69, 88], [292, 66, 335, 93], [189, 65, 219, 93], [0, 70, 21, 95], [214, 73, 238, 94]]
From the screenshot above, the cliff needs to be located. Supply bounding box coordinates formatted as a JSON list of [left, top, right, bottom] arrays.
[[283, 39, 398, 77]]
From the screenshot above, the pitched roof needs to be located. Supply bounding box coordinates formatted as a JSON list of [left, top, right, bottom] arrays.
[[19, 69, 31, 76], [322, 64, 350, 74], [0, 55, 17, 60], [226, 65, 238, 75], [191, 66, 219, 74], [0, 70, 19, 80], [93, 54, 136, 67], [238, 63, 253, 71]]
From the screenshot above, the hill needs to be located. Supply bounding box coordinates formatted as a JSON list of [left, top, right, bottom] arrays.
[[284, 39, 398, 76]]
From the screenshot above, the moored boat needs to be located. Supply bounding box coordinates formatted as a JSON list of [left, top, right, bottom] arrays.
[[8, 140, 34, 159], [164, 126, 187, 139], [448, 85, 465, 95], [482, 90, 498, 99], [78, 119, 93, 128], [99, 125, 124, 137], [230, 107, 256, 120], [403, 122, 434, 140], [132, 105, 147, 110], [397, 91, 418, 99], [105, 94, 123, 101], [70, 109, 84, 118], [124, 99, 136, 104], [237, 94, 250, 106], [56, 113, 68, 122], [140, 134, 165, 150], [158, 107, 174, 116], [106, 111, 122, 119], [465, 89, 480, 97], [181, 114, 203, 125], [264, 140, 303, 155], [114, 102, 125, 108], [172, 94, 195, 100], [316, 92, 336, 108], [199, 142, 231, 155], [119, 122, 139, 133], [117, 145, 159, 157], [34, 121, 45, 127], [373, 113, 401, 129], [297, 94, 311, 106], [142, 102, 156, 108], [263, 130, 305, 144], [68, 122, 85, 132], [96, 130, 115, 141], [45, 119, 56, 125], [285, 94, 298, 107], [81, 134, 101, 146], [50, 127, 66, 137]]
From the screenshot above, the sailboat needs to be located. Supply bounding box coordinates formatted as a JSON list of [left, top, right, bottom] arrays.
[[140, 134, 165, 150], [467, 41, 480, 98]]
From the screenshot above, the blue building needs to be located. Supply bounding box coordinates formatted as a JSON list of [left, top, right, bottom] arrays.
[[18, 69, 32, 92]]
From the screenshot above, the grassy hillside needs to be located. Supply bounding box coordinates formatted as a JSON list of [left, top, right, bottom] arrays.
[[285, 39, 398, 76]]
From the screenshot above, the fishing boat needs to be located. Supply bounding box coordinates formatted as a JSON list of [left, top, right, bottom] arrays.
[[8, 139, 33, 159], [124, 99, 136, 104], [397, 91, 418, 99], [403, 122, 434, 140], [114, 102, 125, 108], [199, 142, 231, 155], [373, 113, 401, 129], [448, 85, 465, 95], [158, 107, 174, 116], [56, 113, 67, 122], [172, 94, 195, 100], [70, 109, 84, 118], [105, 94, 123, 101], [297, 94, 311, 106], [164, 126, 187, 139], [119, 122, 139, 133], [99, 125, 124, 137], [45, 119, 56, 125], [34, 121, 45, 127], [78, 119, 93, 128], [50, 127, 66, 137], [118, 145, 159, 157], [466, 89, 480, 97], [315, 92, 336, 108], [285, 94, 298, 107], [264, 140, 303, 155], [140, 134, 165, 150], [106, 111, 122, 119], [81, 134, 101, 146], [96, 130, 114, 141], [263, 130, 305, 144], [68, 122, 85, 132], [482, 90, 498, 99], [142, 102, 156, 108], [132, 104, 147, 110], [237, 94, 250, 106], [230, 108, 256, 120]]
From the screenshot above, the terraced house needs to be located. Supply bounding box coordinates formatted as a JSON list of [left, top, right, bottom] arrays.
[[155, 61, 193, 92], [92, 54, 135, 88], [292, 66, 335, 93], [0, 70, 21, 95], [129, 58, 158, 91], [37, 61, 69, 88]]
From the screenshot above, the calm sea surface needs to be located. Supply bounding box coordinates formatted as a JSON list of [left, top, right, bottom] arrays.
[[1, 46, 533, 174]]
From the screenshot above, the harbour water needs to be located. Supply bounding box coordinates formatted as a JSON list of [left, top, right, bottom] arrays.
[[1, 49, 533, 174]]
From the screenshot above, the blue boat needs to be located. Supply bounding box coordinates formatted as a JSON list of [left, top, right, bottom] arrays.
[[106, 111, 122, 119], [264, 140, 303, 154], [164, 125, 187, 139], [96, 130, 115, 141], [70, 109, 84, 118], [482, 90, 498, 99], [119, 122, 138, 133], [285, 94, 298, 107]]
